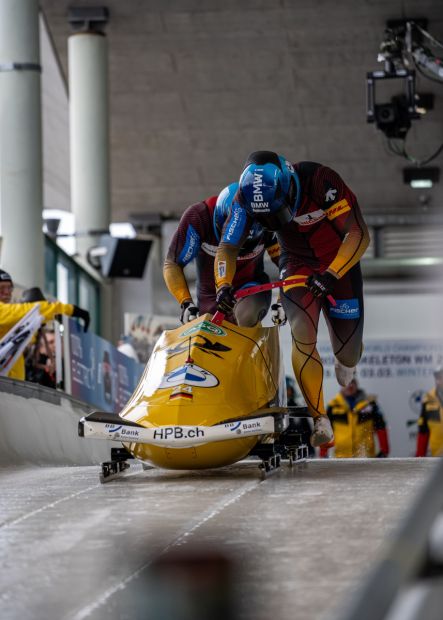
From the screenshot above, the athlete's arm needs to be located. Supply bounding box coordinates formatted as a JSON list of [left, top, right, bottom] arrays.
[[265, 232, 280, 267], [327, 206, 370, 278], [0, 300, 74, 328], [163, 204, 206, 305], [313, 166, 370, 279], [214, 202, 251, 290]]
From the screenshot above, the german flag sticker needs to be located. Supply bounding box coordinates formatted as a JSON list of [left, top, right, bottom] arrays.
[[169, 384, 193, 401]]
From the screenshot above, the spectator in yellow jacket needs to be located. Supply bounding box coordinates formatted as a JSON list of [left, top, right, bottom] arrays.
[[416, 367, 443, 457], [320, 378, 390, 458], [0, 269, 90, 381]]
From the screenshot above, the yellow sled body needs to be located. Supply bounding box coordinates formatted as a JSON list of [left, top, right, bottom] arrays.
[[118, 314, 285, 469]]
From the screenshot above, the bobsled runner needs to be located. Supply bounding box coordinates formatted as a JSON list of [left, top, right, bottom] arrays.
[[79, 281, 311, 482]]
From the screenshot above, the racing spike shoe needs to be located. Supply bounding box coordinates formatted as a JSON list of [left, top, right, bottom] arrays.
[[311, 415, 334, 448], [334, 358, 356, 387]]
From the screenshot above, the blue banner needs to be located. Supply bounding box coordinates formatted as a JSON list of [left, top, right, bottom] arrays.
[[67, 318, 144, 413]]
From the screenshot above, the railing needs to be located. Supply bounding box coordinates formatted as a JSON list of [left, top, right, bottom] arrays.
[[335, 456, 443, 620]]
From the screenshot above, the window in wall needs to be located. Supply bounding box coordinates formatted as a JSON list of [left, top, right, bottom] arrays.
[[45, 235, 101, 333]]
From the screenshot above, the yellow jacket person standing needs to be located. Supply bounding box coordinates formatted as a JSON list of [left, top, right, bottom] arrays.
[[321, 379, 390, 458], [416, 367, 443, 457], [0, 270, 90, 381]]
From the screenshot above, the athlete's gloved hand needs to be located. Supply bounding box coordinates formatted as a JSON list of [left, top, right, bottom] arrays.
[[271, 303, 287, 326], [72, 305, 90, 332], [180, 301, 199, 324], [216, 286, 236, 315], [305, 271, 337, 299]]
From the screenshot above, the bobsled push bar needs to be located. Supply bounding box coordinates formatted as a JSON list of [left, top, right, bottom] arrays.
[[211, 277, 336, 325], [79, 409, 292, 449]]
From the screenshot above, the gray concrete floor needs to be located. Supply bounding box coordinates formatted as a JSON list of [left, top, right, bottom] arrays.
[[0, 459, 436, 620]]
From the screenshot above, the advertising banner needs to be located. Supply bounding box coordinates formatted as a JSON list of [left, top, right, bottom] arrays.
[[317, 338, 443, 457], [65, 318, 145, 413], [124, 313, 179, 363]]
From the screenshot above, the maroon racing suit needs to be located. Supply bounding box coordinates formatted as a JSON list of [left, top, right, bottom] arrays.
[[215, 162, 370, 416], [164, 197, 280, 322]]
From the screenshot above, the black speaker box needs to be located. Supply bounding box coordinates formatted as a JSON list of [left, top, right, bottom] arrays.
[[99, 235, 152, 278]]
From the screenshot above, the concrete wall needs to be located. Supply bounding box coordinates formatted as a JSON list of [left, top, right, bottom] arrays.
[[0, 378, 111, 466]]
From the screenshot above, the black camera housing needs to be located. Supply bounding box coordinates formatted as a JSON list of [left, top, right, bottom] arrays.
[[367, 69, 420, 139]]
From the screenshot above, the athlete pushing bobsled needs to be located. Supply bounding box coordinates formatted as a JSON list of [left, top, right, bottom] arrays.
[[79, 182, 315, 480], [213, 151, 370, 448], [163, 183, 283, 327]]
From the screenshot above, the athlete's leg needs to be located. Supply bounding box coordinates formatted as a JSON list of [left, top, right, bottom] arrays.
[[198, 291, 217, 316], [322, 264, 364, 386], [280, 273, 325, 417], [234, 290, 271, 326], [281, 277, 333, 446], [233, 276, 272, 327]]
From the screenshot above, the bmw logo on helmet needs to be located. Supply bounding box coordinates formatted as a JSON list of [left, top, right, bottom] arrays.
[[238, 151, 300, 231]]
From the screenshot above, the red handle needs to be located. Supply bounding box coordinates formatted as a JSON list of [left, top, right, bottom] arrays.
[[211, 311, 225, 326], [234, 278, 300, 299], [210, 278, 337, 325]]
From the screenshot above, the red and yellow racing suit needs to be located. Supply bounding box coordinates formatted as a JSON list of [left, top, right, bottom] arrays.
[[163, 197, 280, 322], [214, 162, 370, 418]]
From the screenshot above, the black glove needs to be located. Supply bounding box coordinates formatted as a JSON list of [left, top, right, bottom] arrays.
[[216, 286, 236, 315], [305, 272, 337, 299], [72, 305, 90, 333], [271, 303, 287, 326], [180, 301, 199, 324]]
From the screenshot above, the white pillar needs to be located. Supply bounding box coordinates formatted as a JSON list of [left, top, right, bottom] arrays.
[[0, 0, 44, 288], [68, 31, 110, 257]]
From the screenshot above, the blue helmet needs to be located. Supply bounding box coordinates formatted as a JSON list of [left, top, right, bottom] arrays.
[[238, 151, 300, 231], [214, 182, 264, 249]]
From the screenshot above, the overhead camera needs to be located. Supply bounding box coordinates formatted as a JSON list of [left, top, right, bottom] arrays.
[[367, 67, 419, 139], [366, 19, 438, 140]]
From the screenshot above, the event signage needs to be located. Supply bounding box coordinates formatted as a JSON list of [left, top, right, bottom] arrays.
[[65, 318, 144, 413], [317, 338, 443, 457]]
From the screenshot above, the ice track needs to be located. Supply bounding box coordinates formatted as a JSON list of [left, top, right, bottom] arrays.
[[0, 458, 435, 620]]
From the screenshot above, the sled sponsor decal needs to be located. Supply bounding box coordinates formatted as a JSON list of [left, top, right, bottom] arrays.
[[227, 421, 242, 432], [152, 426, 205, 440], [224, 417, 274, 436], [180, 320, 226, 338], [167, 335, 231, 359], [103, 424, 141, 440], [159, 363, 219, 388], [329, 298, 360, 320], [105, 424, 123, 433]]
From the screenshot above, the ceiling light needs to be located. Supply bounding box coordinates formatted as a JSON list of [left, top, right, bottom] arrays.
[[403, 167, 440, 189], [109, 222, 136, 239]]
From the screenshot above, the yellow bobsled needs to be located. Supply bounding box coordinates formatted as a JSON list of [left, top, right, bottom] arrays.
[[79, 312, 308, 481]]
